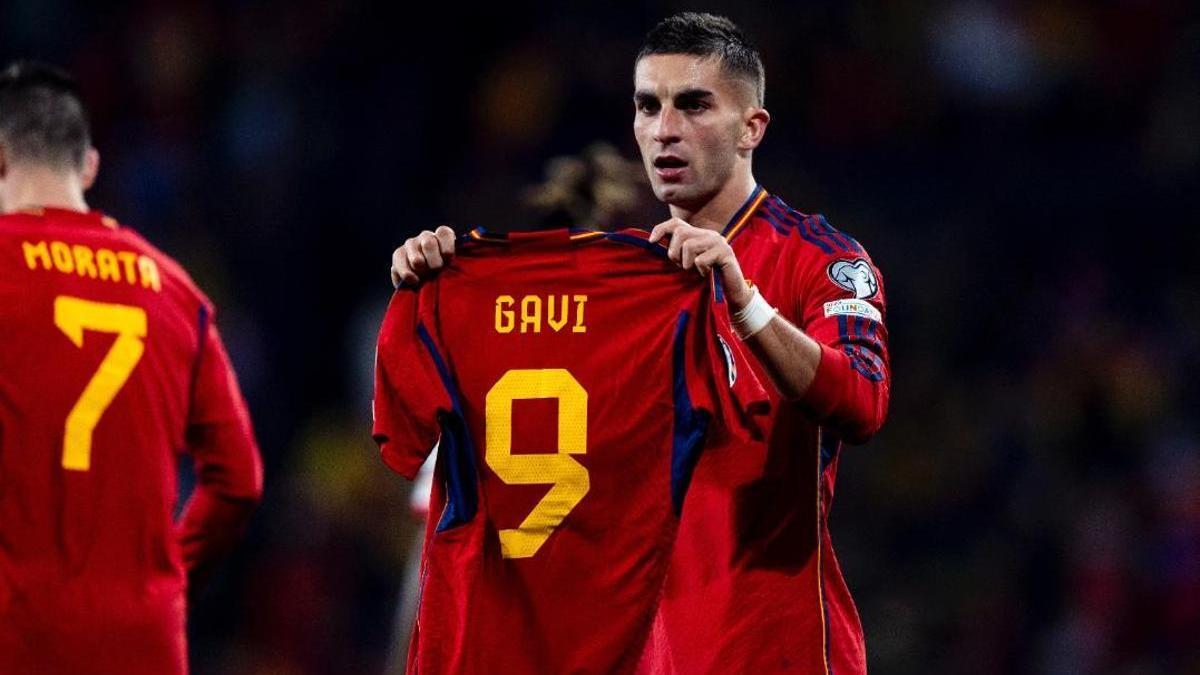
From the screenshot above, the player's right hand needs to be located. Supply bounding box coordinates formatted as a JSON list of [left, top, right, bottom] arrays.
[[391, 226, 456, 287]]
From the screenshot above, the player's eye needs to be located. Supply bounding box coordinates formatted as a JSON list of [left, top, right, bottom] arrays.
[[635, 96, 660, 114]]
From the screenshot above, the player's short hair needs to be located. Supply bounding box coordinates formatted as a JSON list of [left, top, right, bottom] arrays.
[[637, 12, 765, 106], [0, 61, 91, 171]]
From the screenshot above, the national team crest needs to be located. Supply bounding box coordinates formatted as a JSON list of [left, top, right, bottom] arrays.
[[827, 259, 878, 299]]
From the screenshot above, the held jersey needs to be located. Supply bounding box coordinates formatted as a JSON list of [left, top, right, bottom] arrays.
[[0, 208, 263, 675], [373, 227, 768, 675], [649, 187, 891, 675]]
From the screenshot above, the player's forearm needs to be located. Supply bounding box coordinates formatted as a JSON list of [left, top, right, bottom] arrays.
[[177, 428, 262, 585], [742, 313, 890, 443], [178, 488, 260, 592], [741, 314, 823, 401]]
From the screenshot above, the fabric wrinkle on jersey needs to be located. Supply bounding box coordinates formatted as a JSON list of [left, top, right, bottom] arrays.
[[372, 227, 769, 675], [0, 208, 262, 675], [644, 186, 892, 675]]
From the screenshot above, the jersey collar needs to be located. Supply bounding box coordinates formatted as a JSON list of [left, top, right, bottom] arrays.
[[16, 206, 119, 230], [465, 226, 608, 245], [721, 185, 767, 243]]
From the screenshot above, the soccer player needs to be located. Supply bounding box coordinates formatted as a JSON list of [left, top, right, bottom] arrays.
[[630, 15, 890, 674], [374, 226, 768, 673], [0, 62, 263, 674], [391, 13, 891, 674]]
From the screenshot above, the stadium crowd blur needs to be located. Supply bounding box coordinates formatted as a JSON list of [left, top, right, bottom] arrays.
[[5, 1, 1198, 673]]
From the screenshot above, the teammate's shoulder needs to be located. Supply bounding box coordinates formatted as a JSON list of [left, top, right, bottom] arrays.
[[754, 194, 874, 261], [109, 217, 216, 309]]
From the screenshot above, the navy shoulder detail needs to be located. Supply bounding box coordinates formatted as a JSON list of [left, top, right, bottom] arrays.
[[761, 196, 865, 255]]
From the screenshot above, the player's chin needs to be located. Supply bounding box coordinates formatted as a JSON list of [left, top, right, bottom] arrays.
[[658, 185, 708, 212], [652, 182, 689, 204]]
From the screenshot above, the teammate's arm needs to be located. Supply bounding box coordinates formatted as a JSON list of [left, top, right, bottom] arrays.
[[390, 226, 456, 287], [178, 313, 264, 595]]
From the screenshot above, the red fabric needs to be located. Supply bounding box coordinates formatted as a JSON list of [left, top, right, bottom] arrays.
[[373, 228, 767, 675], [648, 190, 891, 675], [0, 209, 262, 674]]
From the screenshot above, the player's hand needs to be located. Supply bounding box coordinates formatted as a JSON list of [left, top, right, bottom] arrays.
[[391, 226, 456, 288], [648, 217, 754, 310]]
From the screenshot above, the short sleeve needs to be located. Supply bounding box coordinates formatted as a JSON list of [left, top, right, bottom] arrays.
[[372, 288, 454, 479]]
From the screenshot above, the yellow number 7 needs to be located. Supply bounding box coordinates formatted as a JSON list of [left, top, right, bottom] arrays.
[[54, 296, 147, 471], [485, 369, 588, 559]]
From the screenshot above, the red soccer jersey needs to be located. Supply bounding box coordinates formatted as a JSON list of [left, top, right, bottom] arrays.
[[647, 187, 891, 675], [0, 208, 263, 675], [373, 227, 767, 675]]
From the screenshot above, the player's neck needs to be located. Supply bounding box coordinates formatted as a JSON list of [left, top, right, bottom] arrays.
[[1, 167, 89, 214], [668, 172, 758, 233]]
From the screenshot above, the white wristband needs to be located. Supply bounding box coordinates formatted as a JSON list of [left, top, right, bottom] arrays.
[[731, 287, 777, 340]]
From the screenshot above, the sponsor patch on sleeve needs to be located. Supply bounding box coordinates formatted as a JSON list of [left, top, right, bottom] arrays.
[[823, 299, 882, 322]]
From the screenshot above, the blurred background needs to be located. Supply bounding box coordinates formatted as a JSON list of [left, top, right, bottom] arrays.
[[4, 0, 1199, 673]]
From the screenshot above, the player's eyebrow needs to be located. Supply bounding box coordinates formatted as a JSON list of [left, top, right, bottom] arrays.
[[634, 90, 659, 105], [674, 89, 714, 106]]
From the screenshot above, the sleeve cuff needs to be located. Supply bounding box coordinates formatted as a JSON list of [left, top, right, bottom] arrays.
[[798, 342, 846, 420], [377, 436, 427, 480]]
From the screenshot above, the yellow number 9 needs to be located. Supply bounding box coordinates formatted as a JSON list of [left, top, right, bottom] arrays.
[[485, 368, 588, 559]]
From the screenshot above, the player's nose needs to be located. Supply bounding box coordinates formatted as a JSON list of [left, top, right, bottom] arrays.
[[653, 107, 683, 145]]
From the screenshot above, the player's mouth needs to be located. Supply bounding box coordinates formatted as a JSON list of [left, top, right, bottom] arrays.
[[653, 155, 688, 182]]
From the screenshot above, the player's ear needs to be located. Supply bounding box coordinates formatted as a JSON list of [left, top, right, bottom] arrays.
[[739, 107, 769, 151], [81, 147, 99, 190]]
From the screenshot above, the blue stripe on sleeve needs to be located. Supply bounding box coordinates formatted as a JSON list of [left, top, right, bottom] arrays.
[[765, 196, 866, 256], [779, 206, 842, 255], [838, 315, 886, 383], [812, 214, 862, 254], [764, 198, 840, 254], [758, 199, 795, 236], [801, 214, 852, 255], [670, 310, 712, 516], [187, 305, 209, 411], [417, 322, 479, 532]]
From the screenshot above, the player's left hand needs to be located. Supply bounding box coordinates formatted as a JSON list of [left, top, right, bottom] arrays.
[[649, 217, 754, 310]]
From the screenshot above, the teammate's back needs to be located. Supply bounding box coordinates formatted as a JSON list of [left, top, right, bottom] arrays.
[[0, 62, 262, 675]]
